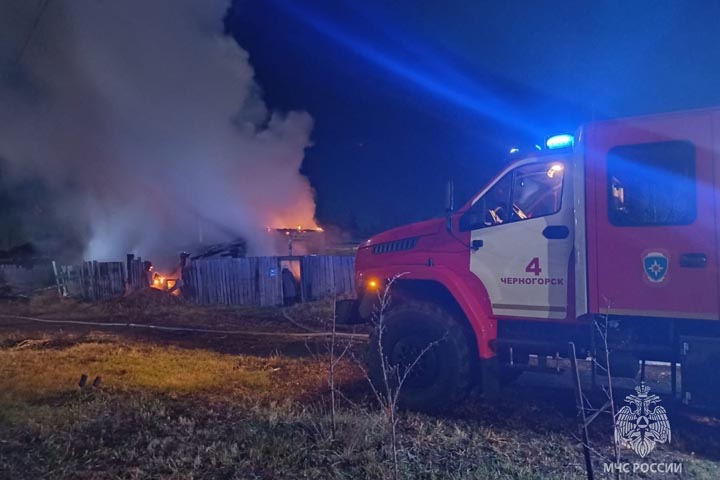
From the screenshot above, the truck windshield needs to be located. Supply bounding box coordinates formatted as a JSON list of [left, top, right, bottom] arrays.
[[461, 161, 565, 230]]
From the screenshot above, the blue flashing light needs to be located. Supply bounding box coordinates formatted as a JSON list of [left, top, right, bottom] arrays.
[[546, 134, 574, 150], [274, 1, 538, 133], [509, 147, 520, 154]]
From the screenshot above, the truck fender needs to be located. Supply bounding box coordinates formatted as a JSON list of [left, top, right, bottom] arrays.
[[360, 265, 497, 359]]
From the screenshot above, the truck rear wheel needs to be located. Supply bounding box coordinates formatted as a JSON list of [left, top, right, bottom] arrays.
[[368, 301, 474, 412]]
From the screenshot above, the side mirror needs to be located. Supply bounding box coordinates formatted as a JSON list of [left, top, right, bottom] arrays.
[[445, 180, 454, 232], [445, 180, 454, 213]]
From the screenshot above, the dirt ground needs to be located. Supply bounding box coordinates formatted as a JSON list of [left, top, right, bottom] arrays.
[[1, 292, 719, 479]]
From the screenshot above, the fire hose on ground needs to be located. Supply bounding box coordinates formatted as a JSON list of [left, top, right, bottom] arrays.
[[0, 313, 368, 341]]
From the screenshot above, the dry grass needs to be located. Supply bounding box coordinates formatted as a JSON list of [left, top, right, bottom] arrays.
[[4, 387, 716, 479], [2, 290, 353, 334], [1, 296, 719, 479], [1, 343, 260, 403], [0, 337, 361, 410]]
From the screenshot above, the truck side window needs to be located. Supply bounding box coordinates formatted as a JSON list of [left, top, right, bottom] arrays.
[[460, 161, 565, 231], [607, 141, 696, 226], [511, 162, 565, 221], [459, 172, 512, 230]]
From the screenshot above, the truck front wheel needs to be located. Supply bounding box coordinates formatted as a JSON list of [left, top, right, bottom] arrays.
[[368, 301, 474, 412]]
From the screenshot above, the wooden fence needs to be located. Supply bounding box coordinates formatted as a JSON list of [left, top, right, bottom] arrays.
[[300, 255, 355, 301], [58, 261, 126, 301], [182, 257, 283, 307], [0, 263, 55, 292], [125, 255, 150, 291], [182, 255, 355, 306], [48, 254, 354, 305]]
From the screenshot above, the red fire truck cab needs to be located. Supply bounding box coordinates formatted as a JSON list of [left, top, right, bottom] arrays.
[[339, 106, 720, 411]]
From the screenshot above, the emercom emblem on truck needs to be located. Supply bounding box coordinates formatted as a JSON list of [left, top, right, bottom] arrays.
[[643, 251, 669, 284]]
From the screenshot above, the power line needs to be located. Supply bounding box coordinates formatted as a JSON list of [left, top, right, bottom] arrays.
[[15, 0, 51, 65]]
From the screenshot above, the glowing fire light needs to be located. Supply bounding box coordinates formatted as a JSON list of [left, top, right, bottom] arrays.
[[547, 163, 564, 178], [150, 272, 180, 294]]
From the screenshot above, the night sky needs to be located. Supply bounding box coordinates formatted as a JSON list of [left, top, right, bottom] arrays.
[[227, 0, 720, 236]]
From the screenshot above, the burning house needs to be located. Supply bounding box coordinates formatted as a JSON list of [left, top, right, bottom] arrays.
[[270, 226, 325, 256]]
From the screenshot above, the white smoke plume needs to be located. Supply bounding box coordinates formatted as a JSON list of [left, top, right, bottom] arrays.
[[0, 0, 317, 261]]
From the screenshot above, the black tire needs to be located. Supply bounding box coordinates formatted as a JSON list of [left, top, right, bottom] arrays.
[[368, 301, 475, 412]]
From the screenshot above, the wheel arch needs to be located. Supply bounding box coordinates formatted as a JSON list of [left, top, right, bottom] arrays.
[[390, 275, 496, 359], [392, 279, 468, 323], [357, 266, 497, 358]]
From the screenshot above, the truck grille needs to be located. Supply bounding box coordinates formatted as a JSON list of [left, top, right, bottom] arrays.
[[372, 237, 418, 254]]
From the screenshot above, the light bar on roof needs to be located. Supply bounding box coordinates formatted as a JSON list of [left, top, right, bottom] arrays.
[[546, 134, 574, 150]]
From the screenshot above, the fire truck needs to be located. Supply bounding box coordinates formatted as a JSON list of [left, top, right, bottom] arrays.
[[338, 106, 720, 411]]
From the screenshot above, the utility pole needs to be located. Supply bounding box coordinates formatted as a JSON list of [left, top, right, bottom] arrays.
[[14, 0, 52, 66]]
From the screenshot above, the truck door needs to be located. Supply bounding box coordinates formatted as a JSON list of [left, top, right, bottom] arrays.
[[586, 111, 719, 319], [459, 156, 574, 319]]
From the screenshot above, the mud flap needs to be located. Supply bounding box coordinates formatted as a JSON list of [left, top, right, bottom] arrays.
[[480, 356, 502, 398]]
